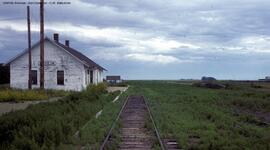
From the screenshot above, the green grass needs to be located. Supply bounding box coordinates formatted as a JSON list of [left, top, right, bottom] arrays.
[[78, 85, 163, 149], [0, 88, 69, 102], [78, 89, 129, 149], [1, 81, 269, 149], [107, 82, 128, 87], [0, 83, 120, 150], [78, 85, 162, 150], [126, 80, 270, 150]]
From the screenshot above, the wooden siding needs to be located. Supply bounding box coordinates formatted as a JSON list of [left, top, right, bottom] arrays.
[[10, 40, 103, 91]]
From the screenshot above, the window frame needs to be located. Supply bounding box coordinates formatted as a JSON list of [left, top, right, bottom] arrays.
[[31, 70, 37, 85], [57, 70, 64, 85], [90, 70, 93, 83]]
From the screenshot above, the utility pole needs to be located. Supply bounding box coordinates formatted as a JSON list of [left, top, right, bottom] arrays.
[[40, 0, 45, 89], [27, 6, 32, 89]]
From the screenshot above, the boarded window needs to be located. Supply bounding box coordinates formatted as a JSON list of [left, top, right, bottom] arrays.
[[31, 70, 37, 85], [90, 70, 93, 83], [57, 70, 64, 85]]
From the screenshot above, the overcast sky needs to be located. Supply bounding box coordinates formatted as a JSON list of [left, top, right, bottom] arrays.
[[0, 0, 270, 80]]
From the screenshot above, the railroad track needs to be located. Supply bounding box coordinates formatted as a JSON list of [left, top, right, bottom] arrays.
[[100, 95, 181, 150]]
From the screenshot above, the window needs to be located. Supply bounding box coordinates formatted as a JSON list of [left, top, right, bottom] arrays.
[[57, 70, 64, 85], [90, 70, 93, 83], [86, 70, 90, 85], [31, 70, 37, 85]]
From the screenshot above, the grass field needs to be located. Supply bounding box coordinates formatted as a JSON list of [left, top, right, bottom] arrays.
[[126, 81, 270, 150], [0, 81, 269, 149], [78, 90, 128, 149], [0, 83, 120, 150]]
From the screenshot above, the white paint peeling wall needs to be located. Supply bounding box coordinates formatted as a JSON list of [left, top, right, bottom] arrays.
[[10, 40, 103, 91], [96, 69, 103, 83], [92, 69, 103, 85]]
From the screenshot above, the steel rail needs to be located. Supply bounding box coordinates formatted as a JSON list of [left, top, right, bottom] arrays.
[[99, 95, 130, 150], [142, 96, 166, 150], [100, 95, 165, 150]]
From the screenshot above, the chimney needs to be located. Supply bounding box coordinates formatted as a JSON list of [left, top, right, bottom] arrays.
[[65, 40, 69, 47], [53, 33, 59, 42]]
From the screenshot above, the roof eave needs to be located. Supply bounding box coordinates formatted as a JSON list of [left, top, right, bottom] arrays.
[[5, 38, 50, 65]]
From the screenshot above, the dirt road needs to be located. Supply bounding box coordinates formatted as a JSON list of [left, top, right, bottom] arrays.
[[0, 97, 61, 116]]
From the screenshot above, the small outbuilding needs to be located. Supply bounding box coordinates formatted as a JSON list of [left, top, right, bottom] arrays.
[[106, 76, 122, 84]]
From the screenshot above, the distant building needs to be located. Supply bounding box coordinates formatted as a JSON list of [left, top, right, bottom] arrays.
[[201, 76, 216, 82], [106, 76, 122, 84], [259, 76, 270, 81], [6, 33, 106, 91]]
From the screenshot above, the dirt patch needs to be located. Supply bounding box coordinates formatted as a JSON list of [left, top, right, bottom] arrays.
[[106, 86, 128, 93], [0, 97, 62, 116]]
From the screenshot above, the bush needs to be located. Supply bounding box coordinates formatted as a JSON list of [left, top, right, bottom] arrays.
[[0, 83, 117, 149], [83, 83, 107, 100], [250, 84, 262, 89], [0, 89, 68, 102], [192, 82, 225, 89], [86, 83, 107, 95], [0, 90, 48, 102]]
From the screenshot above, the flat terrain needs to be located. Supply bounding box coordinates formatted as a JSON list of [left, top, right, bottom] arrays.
[[126, 81, 270, 150], [0, 86, 127, 116], [0, 81, 269, 149]]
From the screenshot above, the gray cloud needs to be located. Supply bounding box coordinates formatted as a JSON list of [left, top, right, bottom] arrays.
[[0, 0, 270, 79]]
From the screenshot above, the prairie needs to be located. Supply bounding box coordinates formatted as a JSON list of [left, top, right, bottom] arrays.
[[0, 81, 269, 149], [127, 80, 270, 149]]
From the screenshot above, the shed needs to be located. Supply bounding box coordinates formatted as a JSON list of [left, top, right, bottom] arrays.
[[106, 76, 122, 84]]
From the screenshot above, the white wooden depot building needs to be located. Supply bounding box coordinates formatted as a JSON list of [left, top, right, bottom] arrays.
[[6, 34, 106, 91]]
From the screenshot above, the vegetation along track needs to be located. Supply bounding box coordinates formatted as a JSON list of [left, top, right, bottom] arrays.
[[100, 95, 181, 150]]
